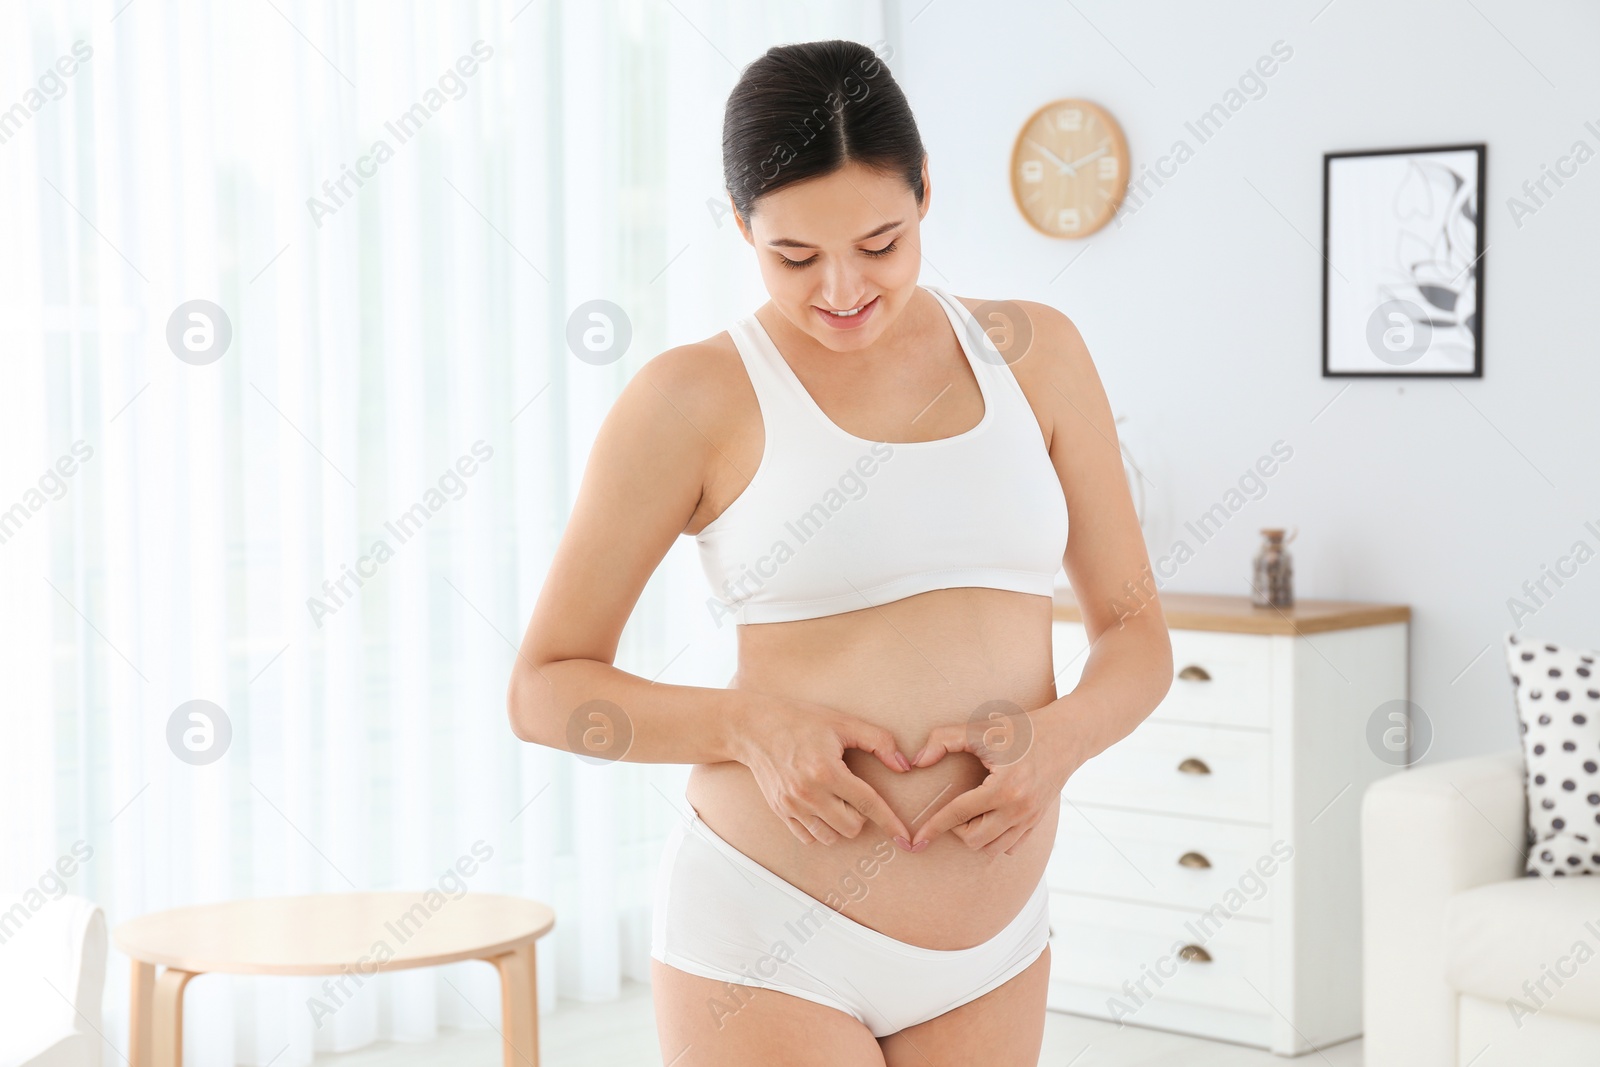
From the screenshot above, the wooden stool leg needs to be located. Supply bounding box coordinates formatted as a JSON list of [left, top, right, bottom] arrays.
[[493, 943, 540, 1067], [129, 961, 157, 1067], [150, 968, 196, 1067]]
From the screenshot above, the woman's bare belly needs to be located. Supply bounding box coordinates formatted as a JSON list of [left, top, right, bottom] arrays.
[[685, 585, 1061, 951]]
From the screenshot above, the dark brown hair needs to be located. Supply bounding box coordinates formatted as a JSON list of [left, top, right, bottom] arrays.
[[722, 40, 925, 227]]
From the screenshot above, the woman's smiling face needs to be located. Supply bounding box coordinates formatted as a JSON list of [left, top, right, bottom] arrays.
[[734, 158, 931, 353]]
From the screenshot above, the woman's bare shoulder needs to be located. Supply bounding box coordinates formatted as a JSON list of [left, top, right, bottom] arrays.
[[608, 329, 758, 476], [946, 293, 1085, 361], [635, 329, 739, 394], [627, 329, 753, 445], [945, 294, 1094, 409]]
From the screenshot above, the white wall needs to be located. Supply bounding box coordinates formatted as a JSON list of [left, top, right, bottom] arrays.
[[890, 0, 1600, 763]]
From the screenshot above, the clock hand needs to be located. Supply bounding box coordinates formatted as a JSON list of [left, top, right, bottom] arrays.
[[1060, 146, 1108, 177], [1025, 139, 1072, 174]]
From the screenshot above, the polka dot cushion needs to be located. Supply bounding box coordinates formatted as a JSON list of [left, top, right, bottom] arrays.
[[1504, 631, 1600, 878]]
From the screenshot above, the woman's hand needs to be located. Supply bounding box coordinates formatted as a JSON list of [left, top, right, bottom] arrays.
[[733, 695, 917, 848], [906, 703, 1080, 857]]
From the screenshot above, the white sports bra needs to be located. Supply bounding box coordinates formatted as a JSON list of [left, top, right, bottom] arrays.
[[695, 284, 1069, 626]]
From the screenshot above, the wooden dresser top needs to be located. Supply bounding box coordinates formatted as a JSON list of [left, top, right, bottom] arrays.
[[1052, 589, 1411, 635]]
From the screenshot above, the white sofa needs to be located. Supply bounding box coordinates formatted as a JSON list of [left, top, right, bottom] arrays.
[[1362, 748, 1600, 1067], [0, 894, 106, 1067]]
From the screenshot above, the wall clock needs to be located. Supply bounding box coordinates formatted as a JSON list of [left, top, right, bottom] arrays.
[[1009, 98, 1130, 238]]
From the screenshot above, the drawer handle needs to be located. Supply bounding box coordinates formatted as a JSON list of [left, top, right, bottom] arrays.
[[1177, 664, 1211, 682], [1177, 757, 1211, 775], [1177, 944, 1213, 963], [1177, 851, 1211, 869]]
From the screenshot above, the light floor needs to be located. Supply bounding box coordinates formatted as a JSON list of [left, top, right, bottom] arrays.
[[320, 978, 1365, 1066]]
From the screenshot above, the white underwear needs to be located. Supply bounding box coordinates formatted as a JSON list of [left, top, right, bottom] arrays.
[[649, 807, 1052, 1038]]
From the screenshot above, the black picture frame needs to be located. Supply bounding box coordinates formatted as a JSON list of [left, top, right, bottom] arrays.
[[1322, 142, 1485, 378]]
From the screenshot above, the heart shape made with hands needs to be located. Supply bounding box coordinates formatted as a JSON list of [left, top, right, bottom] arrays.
[[897, 708, 1043, 853]]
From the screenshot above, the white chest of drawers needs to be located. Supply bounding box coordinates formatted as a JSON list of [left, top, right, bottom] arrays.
[[1046, 592, 1410, 1056]]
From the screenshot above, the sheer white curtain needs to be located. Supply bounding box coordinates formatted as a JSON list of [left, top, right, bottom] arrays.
[[0, 0, 887, 1061]]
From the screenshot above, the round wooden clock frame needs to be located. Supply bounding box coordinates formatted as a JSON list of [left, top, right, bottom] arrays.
[[1009, 98, 1130, 238]]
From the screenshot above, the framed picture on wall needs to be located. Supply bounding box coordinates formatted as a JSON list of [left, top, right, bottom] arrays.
[[1322, 143, 1485, 377]]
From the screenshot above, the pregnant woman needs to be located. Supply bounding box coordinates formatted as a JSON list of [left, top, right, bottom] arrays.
[[507, 39, 1172, 1066]]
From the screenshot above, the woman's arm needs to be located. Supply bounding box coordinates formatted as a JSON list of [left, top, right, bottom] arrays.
[[906, 300, 1172, 854], [1025, 300, 1173, 775], [506, 341, 915, 846], [506, 342, 750, 764]]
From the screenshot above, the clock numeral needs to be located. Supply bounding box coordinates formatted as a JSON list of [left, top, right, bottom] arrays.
[[1098, 156, 1119, 179], [1056, 207, 1081, 232], [1056, 109, 1083, 132], [1020, 159, 1044, 183]]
